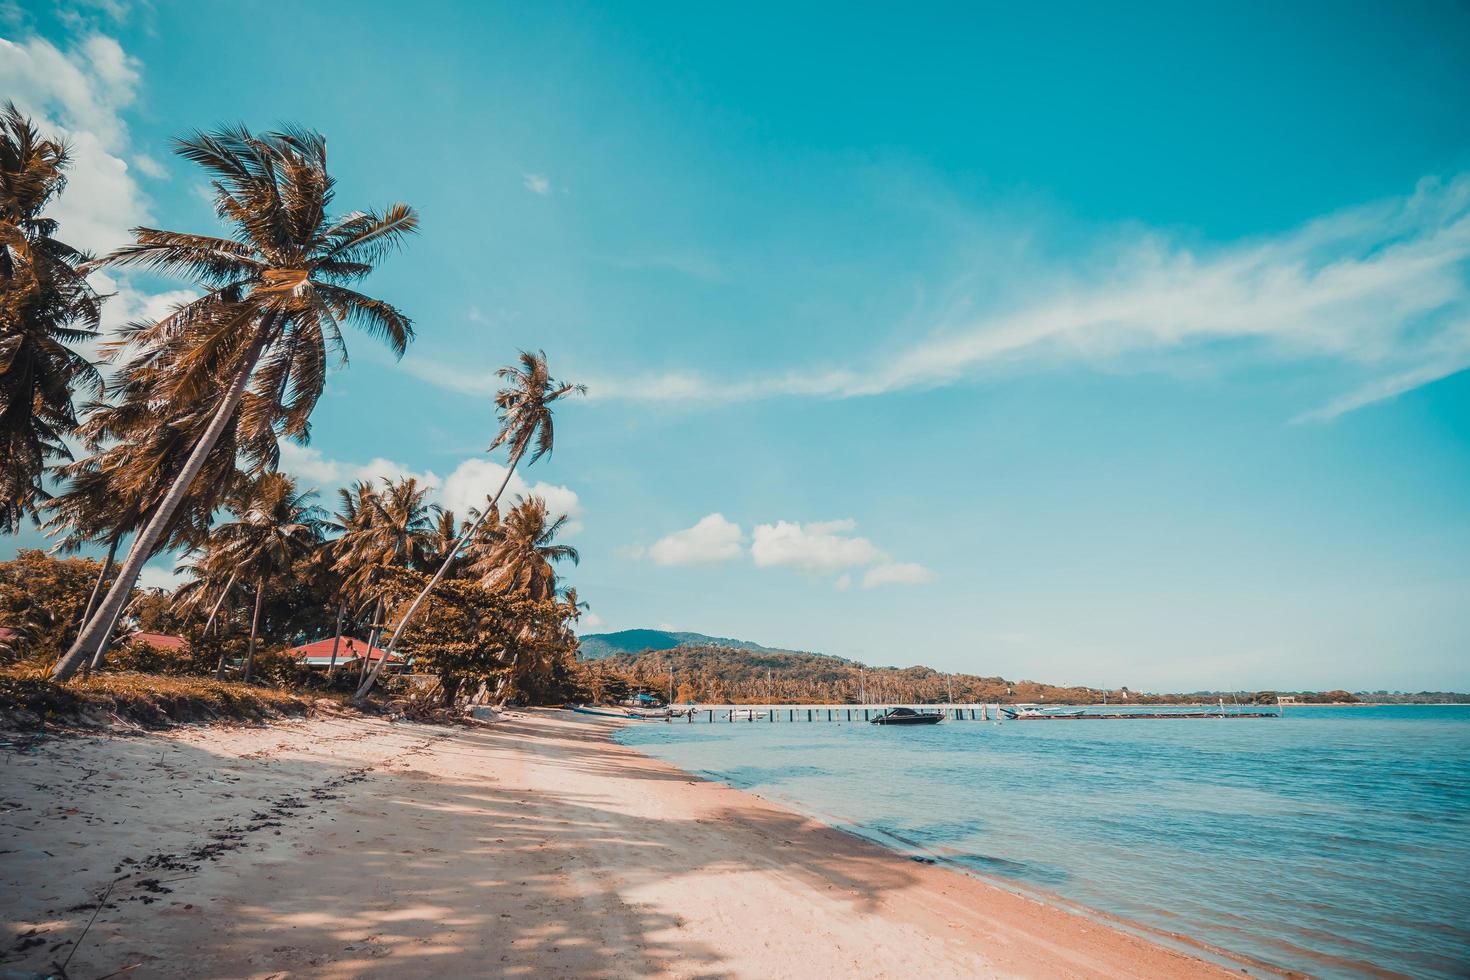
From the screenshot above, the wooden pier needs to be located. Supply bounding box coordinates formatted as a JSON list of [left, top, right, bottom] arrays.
[[660, 704, 1280, 723]]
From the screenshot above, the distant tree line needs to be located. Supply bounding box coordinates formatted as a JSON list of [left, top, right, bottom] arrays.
[[575, 644, 1385, 705]]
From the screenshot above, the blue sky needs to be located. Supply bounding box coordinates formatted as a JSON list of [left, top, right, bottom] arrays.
[[4, 1, 1468, 690]]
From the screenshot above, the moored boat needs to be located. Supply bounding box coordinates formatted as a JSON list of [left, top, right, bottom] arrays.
[[729, 708, 769, 721], [1001, 704, 1085, 719], [570, 704, 638, 719], [870, 707, 943, 726]]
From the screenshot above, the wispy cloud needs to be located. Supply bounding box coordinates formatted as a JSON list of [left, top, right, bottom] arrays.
[[861, 562, 935, 589], [1291, 321, 1470, 422], [523, 172, 551, 196], [565, 176, 1470, 420]]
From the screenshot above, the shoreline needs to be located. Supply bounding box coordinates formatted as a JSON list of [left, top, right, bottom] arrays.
[[608, 717, 1294, 979], [3, 709, 1243, 977]]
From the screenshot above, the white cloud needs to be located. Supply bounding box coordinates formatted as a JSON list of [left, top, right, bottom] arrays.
[[636, 513, 931, 587], [277, 446, 585, 536], [1292, 321, 1470, 422], [399, 356, 497, 397], [569, 176, 1470, 421], [523, 173, 551, 196], [89, 270, 193, 328], [137, 561, 184, 591], [132, 152, 166, 179], [0, 31, 194, 365], [278, 442, 438, 492], [751, 518, 883, 572], [0, 33, 149, 254], [861, 562, 936, 589], [437, 457, 583, 534], [643, 513, 743, 565], [576, 611, 604, 632]]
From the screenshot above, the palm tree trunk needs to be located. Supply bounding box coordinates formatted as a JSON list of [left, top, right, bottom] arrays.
[[355, 440, 525, 700], [360, 596, 384, 683], [203, 573, 239, 634], [78, 535, 119, 628], [88, 592, 133, 671], [213, 605, 234, 680], [243, 578, 264, 683], [52, 323, 272, 681], [325, 599, 346, 678]]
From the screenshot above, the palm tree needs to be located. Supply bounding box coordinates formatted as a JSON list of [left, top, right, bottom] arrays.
[[0, 102, 103, 532], [424, 507, 467, 577], [355, 350, 583, 699], [326, 476, 434, 680], [52, 126, 417, 680], [323, 480, 377, 676], [43, 364, 268, 641], [471, 495, 578, 600], [473, 495, 579, 701], [171, 549, 237, 628], [211, 471, 324, 681]]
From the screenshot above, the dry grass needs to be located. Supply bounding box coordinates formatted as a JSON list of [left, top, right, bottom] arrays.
[[0, 666, 313, 731]]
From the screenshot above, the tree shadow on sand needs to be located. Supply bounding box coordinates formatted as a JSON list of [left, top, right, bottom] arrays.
[[1, 714, 919, 978]]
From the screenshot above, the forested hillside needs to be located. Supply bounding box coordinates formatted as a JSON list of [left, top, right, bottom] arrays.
[[576, 642, 1379, 705]]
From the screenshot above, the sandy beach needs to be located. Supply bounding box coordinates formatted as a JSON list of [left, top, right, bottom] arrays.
[[0, 710, 1236, 978]]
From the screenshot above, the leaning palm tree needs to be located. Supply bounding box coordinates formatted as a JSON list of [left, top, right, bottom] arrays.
[[0, 102, 103, 532], [355, 350, 583, 698], [43, 365, 269, 638], [211, 471, 324, 681], [52, 126, 417, 680]]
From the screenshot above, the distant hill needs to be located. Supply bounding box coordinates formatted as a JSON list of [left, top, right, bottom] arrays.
[[577, 628, 811, 660]]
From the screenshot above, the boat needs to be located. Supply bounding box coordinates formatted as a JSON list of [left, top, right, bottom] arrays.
[[729, 708, 769, 721], [570, 704, 637, 719], [870, 707, 943, 726], [1001, 704, 1086, 719]]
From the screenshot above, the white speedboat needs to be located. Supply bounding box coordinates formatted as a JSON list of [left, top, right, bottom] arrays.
[[1001, 704, 1086, 720], [729, 708, 769, 721]]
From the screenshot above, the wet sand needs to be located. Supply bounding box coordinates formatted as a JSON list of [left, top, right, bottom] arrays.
[[0, 709, 1236, 977]]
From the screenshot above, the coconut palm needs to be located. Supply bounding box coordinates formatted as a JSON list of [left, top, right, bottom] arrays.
[[323, 480, 377, 675], [326, 476, 434, 680], [472, 495, 579, 701], [211, 471, 324, 681], [424, 507, 468, 578], [43, 362, 270, 637], [52, 126, 417, 680], [0, 102, 103, 532], [170, 541, 242, 633], [470, 495, 578, 601], [356, 349, 583, 698]]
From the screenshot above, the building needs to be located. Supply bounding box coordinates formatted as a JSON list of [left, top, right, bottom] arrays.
[[290, 636, 405, 670], [119, 631, 189, 653]]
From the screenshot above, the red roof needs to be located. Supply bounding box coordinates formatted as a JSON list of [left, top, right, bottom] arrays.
[[123, 631, 188, 652], [290, 636, 403, 663]]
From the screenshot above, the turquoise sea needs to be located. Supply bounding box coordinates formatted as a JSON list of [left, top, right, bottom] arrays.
[[618, 705, 1470, 978]]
